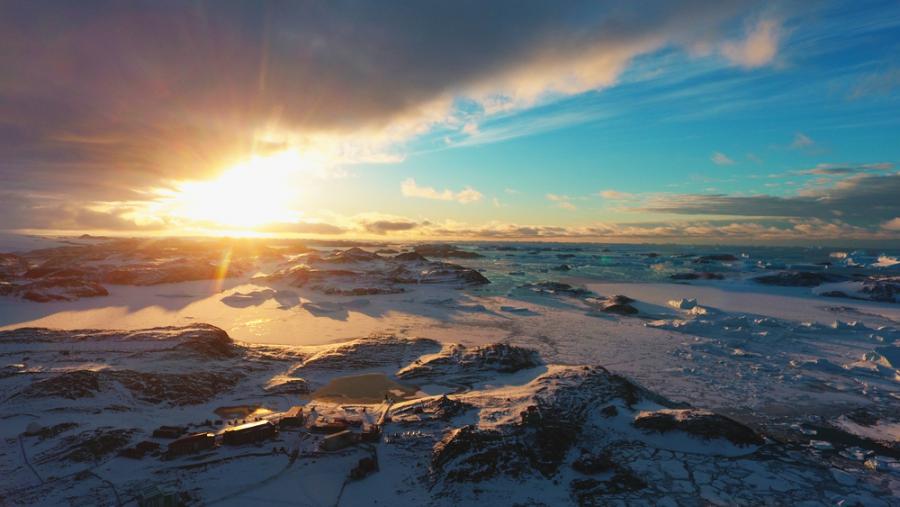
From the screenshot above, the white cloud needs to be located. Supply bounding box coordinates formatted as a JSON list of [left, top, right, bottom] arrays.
[[462, 122, 479, 136], [546, 193, 577, 210], [791, 132, 814, 149], [711, 152, 735, 165], [882, 217, 900, 231], [721, 18, 781, 68], [598, 190, 635, 200], [400, 178, 483, 204]]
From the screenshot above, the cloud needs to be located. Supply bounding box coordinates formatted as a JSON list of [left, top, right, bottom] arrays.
[[791, 132, 814, 149], [362, 219, 421, 235], [423, 217, 896, 243], [721, 18, 781, 68], [0, 192, 169, 232], [462, 122, 479, 136], [798, 162, 893, 175], [711, 152, 735, 165], [882, 218, 900, 232], [0, 1, 791, 212], [636, 172, 900, 227], [849, 68, 900, 99], [598, 190, 635, 200], [546, 193, 577, 210], [401, 178, 483, 204]]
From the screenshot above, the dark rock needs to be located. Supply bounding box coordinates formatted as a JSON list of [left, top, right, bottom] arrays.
[[350, 456, 379, 480], [845, 408, 879, 427], [171, 324, 237, 358], [521, 281, 594, 298], [413, 244, 483, 259], [551, 264, 572, 271], [670, 272, 725, 280], [570, 467, 646, 505], [29, 422, 80, 442], [264, 378, 310, 395], [18, 278, 108, 302], [694, 254, 738, 263], [22, 370, 101, 399], [325, 247, 381, 263], [754, 271, 848, 287], [20, 368, 243, 405], [296, 335, 441, 373], [102, 260, 226, 285], [633, 409, 764, 446], [430, 366, 660, 485], [595, 296, 637, 315], [394, 252, 428, 262], [0, 253, 28, 278], [572, 451, 615, 474], [36, 427, 136, 464], [600, 405, 618, 418], [860, 280, 899, 303], [398, 343, 541, 382], [392, 394, 473, 423]]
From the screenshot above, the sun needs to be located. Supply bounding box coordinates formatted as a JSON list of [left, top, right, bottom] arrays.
[[160, 150, 315, 229]]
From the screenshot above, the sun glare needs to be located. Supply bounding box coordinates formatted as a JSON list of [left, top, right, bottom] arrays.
[[161, 150, 314, 229]]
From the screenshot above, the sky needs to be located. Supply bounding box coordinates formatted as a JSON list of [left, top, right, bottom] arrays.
[[1, 0, 899, 244]]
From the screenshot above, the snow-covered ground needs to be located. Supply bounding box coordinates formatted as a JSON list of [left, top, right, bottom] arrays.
[[1, 237, 898, 505]]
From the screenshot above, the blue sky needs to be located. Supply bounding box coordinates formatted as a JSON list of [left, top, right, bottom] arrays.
[[1, 0, 899, 243]]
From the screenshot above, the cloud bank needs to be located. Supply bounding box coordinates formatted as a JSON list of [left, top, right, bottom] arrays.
[[1, 1, 783, 201]]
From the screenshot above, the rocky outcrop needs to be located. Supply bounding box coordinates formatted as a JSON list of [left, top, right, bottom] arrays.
[[0, 253, 29, 277], [413, 244, 483, 259], [521, 281, 595, 298], [16, 278, 109, 302], [596, 295, 638, 315], [430, 366, 656, 484], [101, 259, 230, 285], [0, 324, 238, 357], [632, 409, 764, 446], [36, 427, 137, 464], [754, 271, 848, 287], [860, 279, 899, 302], [398, 343, 541, 383], [394, 251, 428, 262], [324, 247, 382, 263], [293, 335, 442, 374], [20, 369, 244, 405], [0, 238, 262, 301], [268, 249, 490, 294], [392, 394, 474, 423]]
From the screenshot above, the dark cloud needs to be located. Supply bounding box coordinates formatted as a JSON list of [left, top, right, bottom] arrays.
[[798, 162, 892, 175], [639, 172, 900, 226], [363, 220, 421, 235], [1, 0, 764, 200], [0, 192, 167, 232]]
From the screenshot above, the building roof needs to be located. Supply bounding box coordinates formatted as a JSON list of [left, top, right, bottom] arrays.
[[225, 419, 274, 433]]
